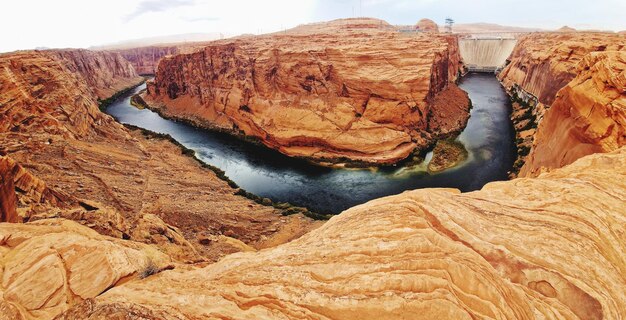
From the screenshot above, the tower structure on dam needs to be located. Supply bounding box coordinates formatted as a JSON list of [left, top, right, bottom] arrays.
[[459, 37, 517, 72]]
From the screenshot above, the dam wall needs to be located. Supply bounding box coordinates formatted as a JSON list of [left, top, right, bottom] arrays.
[[459, 38, 517, 72]]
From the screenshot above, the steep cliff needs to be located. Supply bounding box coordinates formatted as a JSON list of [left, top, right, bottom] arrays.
[[143, 18, 469, 165], [62, 147, 626, 319], [110, 46, 180, 75], [0, 50, 318, 264], [0, 50, 143, 139], [520, 51, 626, 176], [497, 32, 626, 175]]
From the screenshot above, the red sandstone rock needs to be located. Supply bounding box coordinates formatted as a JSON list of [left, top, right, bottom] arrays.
[[520, 51, 626, 176], [110, 46, 180, 75], [144, 18, 469, 165], [498, 32, 626, 176], [0, 158, 18, 223]]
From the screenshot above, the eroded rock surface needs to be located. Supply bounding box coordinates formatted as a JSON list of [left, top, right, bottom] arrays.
[[0, 219, 172, 320], [0, 50, 319, 262], [60, 147, 626, 319], [520, 51, 626, 176], [143, 18, 469, 165], [498, 32, 626, 175]]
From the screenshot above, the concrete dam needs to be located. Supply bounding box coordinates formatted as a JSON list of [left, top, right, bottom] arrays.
[[459, 38, 517, 72]]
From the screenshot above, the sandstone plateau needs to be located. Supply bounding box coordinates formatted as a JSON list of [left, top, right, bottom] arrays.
[[142, 18, 470, 165]]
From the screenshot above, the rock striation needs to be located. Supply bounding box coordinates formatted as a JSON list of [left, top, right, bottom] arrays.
[[62, 147, 626, 319], [143, 18, 469, 165], [0, 219, 172, 319], [520, 51, 626, 176], [498, 32, 626, 175], [109, 46, 180, 75], [0, 49, 318, 261]]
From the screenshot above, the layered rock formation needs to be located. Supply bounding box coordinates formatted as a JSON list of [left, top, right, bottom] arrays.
[[143, 18, 469, 165], [60, 147, 626, 319], [498, 32, 626, 175], [0, 49, 318, 262], [110, 46, 180, 75], [0, 219, 172, 319], [520, 51, 626, 176]]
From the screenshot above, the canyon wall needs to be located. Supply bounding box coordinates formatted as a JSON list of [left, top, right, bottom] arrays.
[[143, 18, 469, 165], [520, 51, 626, 176], [0, 50, 143, 138], [0, 49, 320, 319], [498, 32, 626, 175], [111, 46, 180, 75], [63, 146, 626, 319]]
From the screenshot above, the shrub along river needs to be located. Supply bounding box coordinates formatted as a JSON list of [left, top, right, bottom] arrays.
[[106, 73, 515, 214]]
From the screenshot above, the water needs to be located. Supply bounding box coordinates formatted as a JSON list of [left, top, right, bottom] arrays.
[[106, 73, 515, 214]]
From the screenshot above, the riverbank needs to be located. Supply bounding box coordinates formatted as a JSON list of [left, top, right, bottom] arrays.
[[106, 73, 515, 214]]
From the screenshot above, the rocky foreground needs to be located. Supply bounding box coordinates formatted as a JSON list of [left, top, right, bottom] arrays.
[[141, 18, 470, 166]]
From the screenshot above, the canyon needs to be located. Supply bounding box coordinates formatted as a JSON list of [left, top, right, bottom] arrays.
[[140, 18, 470, 166], [0, 18, 625, 320]]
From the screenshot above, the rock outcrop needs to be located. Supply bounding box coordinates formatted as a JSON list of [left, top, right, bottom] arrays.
[[497, 32, 626, 175], [416, 18, 439, 32], [0, 219, 172, 319], [61, 147, 626, 319], [143, 18, 469, 165], [520, 51, 626, 176]]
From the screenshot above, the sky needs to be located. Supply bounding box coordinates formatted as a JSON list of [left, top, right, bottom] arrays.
[[1, 0, 625, 53]]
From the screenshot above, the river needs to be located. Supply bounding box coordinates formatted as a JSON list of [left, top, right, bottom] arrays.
[[105, 73, 515, 214]]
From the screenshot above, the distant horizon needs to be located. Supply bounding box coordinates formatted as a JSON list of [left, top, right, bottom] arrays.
[[2, 0, 625, 53]]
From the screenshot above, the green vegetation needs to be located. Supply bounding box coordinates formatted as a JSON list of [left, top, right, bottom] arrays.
[[98, 80, 146, 111], [427, 138, 468, 173]]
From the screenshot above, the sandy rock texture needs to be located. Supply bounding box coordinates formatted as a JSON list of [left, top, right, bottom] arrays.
[[59, 147, 626, 319], [497, 32, 626, 175], [0, 50, 318, 265], [520, 51, 626, 176], [0, 219, 172, 320], [143, 18, 469, 165]]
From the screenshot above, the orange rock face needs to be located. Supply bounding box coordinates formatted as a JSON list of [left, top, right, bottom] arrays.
[[0, 158, 18, 223], [520, 51, 626, 176], [499, 33, 625, 108], [498, 32, 626, 175], [0, 50, 143, 139], [0, 49, 318, 260], [61, 147, 626, 319], [144, 18, 469, 165], [110, 46, 180, 75]]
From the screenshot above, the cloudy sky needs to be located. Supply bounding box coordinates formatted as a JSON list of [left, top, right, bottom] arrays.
[[1, 0, 625, 52]]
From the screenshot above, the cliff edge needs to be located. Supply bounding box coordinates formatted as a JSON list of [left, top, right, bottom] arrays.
[[142, 18, 469, 166]]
